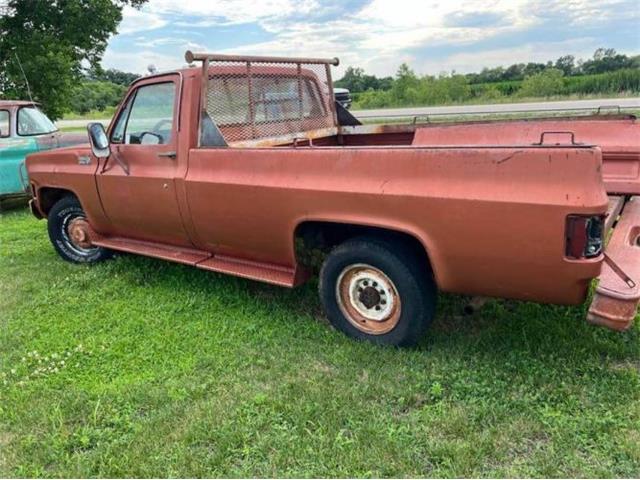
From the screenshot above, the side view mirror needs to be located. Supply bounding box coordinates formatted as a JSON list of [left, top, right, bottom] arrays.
[[87, 122, 110, 158]]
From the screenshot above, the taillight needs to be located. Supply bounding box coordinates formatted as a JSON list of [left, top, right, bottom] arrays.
[[566, 215, 604, 259]]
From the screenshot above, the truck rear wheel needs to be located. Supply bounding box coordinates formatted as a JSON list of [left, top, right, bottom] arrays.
[[319, 237, 436, 347], [47, 196, 112, 264]]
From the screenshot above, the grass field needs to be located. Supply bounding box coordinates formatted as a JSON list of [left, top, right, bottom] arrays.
[[1, 208, 639, 477], [351, 91, 640, 111], [359, 109, 640, 126]]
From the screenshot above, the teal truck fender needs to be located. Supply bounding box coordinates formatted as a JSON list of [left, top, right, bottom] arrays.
[[0, 136, 38, 196], [0, 101, 86, 201]]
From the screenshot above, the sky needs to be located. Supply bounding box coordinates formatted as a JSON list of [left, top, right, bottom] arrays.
[[103, 0, 640, 77]]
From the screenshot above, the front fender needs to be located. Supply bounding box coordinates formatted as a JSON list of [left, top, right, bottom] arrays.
[[0, 137, 38, 196]]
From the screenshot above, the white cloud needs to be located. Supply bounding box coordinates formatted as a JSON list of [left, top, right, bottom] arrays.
[[138, 0, 318, 28], [527, 0, 639, 27], [102, 48, 182, 74], [359, 0, 527, 28], [105, 0, 640, 76], [419, 38, 598, 74], [117, 6, 167, 35]]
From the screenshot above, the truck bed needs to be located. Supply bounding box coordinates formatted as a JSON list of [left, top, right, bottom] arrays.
[[408, 115, 640, 195], [262, 116, 639, 196]]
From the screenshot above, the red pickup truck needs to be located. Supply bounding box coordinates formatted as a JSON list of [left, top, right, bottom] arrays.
[[25, 51, 640, 346]]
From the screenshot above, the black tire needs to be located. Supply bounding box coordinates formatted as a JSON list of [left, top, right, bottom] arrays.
[[319, 237, 437, 347], [47, 196, 112, 264]]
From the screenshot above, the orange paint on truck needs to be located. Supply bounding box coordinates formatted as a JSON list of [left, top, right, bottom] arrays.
[[25, 52, 640, 346]]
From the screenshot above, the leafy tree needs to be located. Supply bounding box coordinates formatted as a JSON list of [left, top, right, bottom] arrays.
[[334, 66, 393, 92], [69, 80, 127, 114], [376, 76, 394, 90], [88, 67, 140, 86], [519, 68, 565, 98], [337, 48, 636, 107], [503, 63, 524, 81], [594, 47, 617, 61], [0, 0, 147, 119], [334, 66, 367, 92], [474, 66, 506, 83], [521, 62, 547, 78], [389, 63, 420, 104], [581, 48, 634, 74], [554, 55, 575, 76]]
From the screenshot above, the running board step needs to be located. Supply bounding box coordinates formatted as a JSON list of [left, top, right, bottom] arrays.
[[90, 235, 306, 287], [91, 236, 211, 265], [196, 255, 302, 287]]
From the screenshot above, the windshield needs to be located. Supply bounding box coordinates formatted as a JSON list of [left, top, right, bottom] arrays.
[[17, 107, 57, 136]]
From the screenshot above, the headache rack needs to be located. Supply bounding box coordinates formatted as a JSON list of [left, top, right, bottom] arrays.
[[185, 51, 340, 147]]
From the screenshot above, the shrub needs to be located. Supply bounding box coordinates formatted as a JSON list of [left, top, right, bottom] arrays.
[[518, 68, 565, 98], [68, 80, 127, 115]]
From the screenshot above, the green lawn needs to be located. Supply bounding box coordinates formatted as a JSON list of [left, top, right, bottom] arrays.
[[1, 208, 638, 477]]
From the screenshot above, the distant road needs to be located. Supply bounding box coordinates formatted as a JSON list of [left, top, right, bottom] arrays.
[[56, 97, 640, 128], [352, 97, 640, 119], [57, 118, 111, 128]]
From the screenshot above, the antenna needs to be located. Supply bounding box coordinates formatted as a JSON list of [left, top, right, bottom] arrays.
[[14, 53, 35, 104]]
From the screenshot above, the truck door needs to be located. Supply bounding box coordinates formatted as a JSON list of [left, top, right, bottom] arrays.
[[0, 108, 36, 197], [96, 75, 192, 247]]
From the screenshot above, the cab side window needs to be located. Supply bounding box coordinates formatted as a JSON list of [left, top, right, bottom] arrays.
[[110, 96, 133, 144], [0, 110, 9, 137], [112, 82, 176, 145]]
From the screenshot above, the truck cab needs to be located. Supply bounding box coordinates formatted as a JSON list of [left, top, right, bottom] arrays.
[[25, 51, 640, 346], [0, 101, 84, 206]]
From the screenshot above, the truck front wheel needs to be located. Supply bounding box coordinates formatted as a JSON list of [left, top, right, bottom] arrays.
[[47, 196, 112, 264], [319, 237, 436, 347]]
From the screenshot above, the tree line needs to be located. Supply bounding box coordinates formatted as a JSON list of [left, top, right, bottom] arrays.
[[336, 49, 640, 109], [74, 48, 640, 116], [0, 0, 147, 119], [1, 0, 637, 119], [67, 68, 140, 116]]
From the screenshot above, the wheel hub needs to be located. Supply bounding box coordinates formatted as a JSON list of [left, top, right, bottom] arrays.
[[359, 286, 381, 309], [67, 218, 93, 249], [336, 264, 401, 335]]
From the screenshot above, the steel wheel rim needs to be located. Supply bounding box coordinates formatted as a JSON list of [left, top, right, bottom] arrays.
[[62, 214, 98, 256], [336, 263, 401, 335]]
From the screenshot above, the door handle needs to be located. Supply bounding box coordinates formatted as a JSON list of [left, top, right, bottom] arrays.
[[158, 151, 177, 159]]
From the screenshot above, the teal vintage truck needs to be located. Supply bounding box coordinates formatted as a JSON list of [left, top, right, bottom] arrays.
[[0, 100, 84, 208]]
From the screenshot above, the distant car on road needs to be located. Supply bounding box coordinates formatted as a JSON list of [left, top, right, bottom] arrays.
[[0, 101, 84, 205], [334, 87, 352, 109]]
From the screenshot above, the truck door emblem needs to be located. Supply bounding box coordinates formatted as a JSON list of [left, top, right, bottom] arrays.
[[78, 155, 91, 165]]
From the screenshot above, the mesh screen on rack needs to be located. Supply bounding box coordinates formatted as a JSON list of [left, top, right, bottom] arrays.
[[205, 61, 336, 144]]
